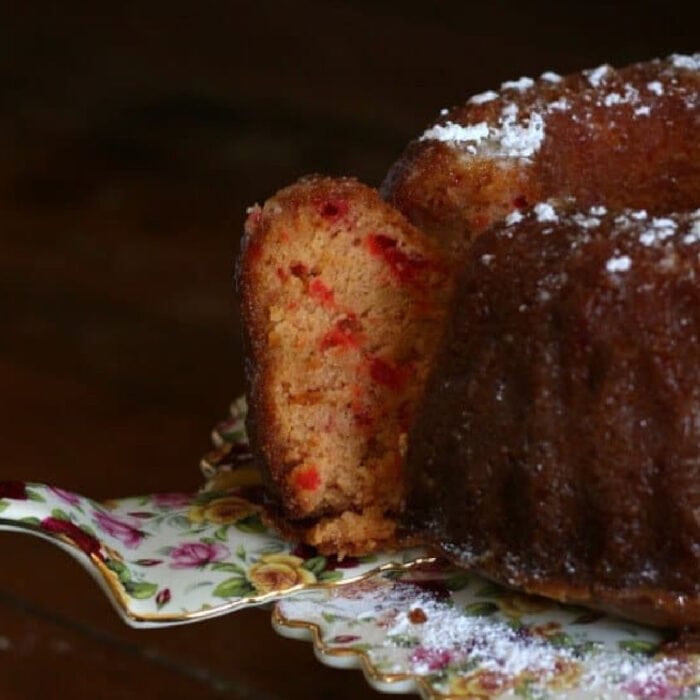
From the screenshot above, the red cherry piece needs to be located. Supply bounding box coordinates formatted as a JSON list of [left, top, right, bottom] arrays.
[[320, 316, 362, 351], [366, 234, 429, 285], [308, 279, 335, 307], [290, 262, 308, 277], [294, 466, 321, 491], [317, 199, 349, 221]]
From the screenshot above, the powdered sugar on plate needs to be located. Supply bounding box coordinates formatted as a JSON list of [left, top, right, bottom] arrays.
[[276, 567, 700, 699]]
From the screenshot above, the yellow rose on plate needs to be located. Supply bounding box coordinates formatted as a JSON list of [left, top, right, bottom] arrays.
[[248, 554, 317, 594], [449, 669, 513, 697], [187, 495, 258, 524], [546, 658, 583, 690]]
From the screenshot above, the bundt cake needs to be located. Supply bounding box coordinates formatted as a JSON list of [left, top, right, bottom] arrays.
[[238, 176, 452, 554], [237, 54, 700, 626], [405, 203, 700, 627], [383, 54, 700, 254]]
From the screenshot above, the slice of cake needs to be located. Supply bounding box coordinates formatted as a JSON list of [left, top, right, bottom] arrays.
[[238, 176, 453, 554]]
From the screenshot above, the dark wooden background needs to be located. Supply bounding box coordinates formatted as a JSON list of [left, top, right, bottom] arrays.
[[0, 2, 695, 697]]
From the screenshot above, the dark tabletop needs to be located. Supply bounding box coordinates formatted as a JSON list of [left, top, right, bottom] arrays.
[[0, 2, 695, 697]]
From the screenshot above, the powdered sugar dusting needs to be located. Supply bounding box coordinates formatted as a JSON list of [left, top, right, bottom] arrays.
[[638, 217, 678, 246], [585, 64, 611, 87], [603, 92, 624, 106], [652, 217, 678, 233], [421, 121, 489, 144], [547, 97, 569, 112], [387, 593, 571, 680], [501, 76, 535, 92], [469, 90, 499, 105], [606, 255, 632, 273], [683, 221, 700, 244], [671, 53, 700, 71], [421, 104, 545, 159], [596, 83, 643, 110], [277, 569, 697, 699], [534, 202, 558, 223], [572, 212, 601, 229], [540, 71, 562, 83], [505, 210, 524, 226], [498, 109, 545, 157], [504, 205, 698, 275], [421, 55, 698, 163]]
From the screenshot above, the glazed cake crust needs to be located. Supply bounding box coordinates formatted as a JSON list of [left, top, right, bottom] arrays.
[[382, 55, 700, 254], [405, 205, 700, 627]]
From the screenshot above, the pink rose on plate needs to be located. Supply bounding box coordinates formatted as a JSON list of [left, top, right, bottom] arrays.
[[49, 486, 82, 506], [92, 510, 146, 548], [41, 517, 103, 560], [169, 541, 230, 569], [156, 588, 171, 609], [409, 646, 456, 672], [151, 492, 195, 508]]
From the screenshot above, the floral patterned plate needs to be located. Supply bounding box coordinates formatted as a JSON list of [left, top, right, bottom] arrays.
[[0, 399, 429, 627], [275, 567, 700, 699], [2, 398, 700, 698]]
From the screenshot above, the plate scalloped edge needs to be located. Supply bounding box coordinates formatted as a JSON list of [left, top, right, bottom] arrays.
[[270, 566, 700, 700], [272, 602, 428, 697]]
